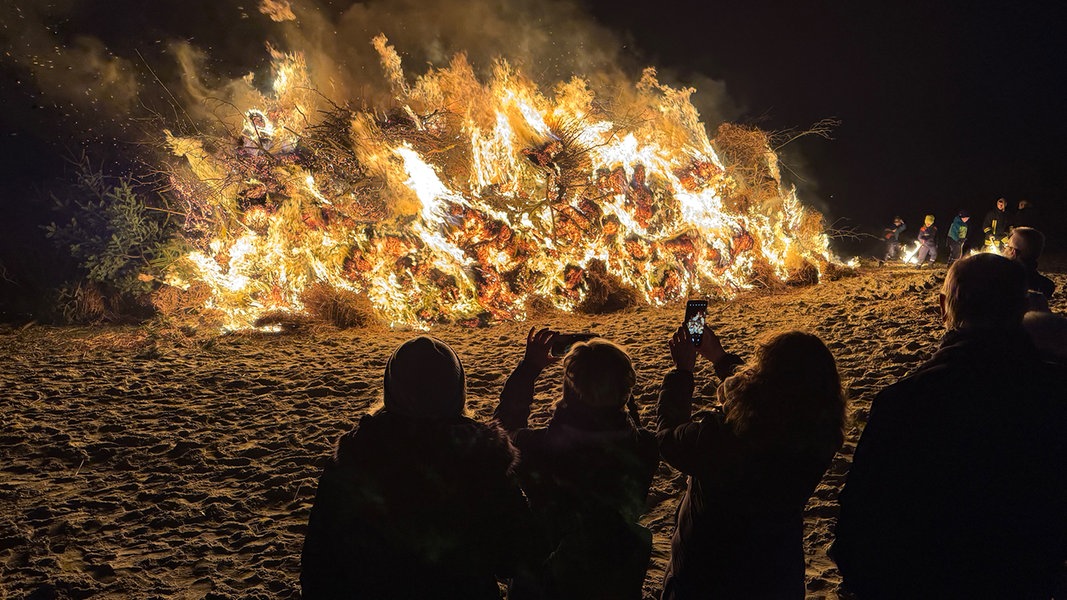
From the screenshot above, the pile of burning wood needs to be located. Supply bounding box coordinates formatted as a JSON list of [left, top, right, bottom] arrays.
[[161, 37, 832, 330]]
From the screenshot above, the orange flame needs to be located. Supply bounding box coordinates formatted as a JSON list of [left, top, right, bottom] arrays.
[[164, 37, 834, 330]]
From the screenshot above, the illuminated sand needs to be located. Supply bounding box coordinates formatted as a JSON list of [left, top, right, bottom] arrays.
[[2, 265, 1064, 599]]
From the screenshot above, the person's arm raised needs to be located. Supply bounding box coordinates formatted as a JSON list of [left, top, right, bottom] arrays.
[[697, 326, 743, 380], [656, 327, 703, 472], [494, 327, 559, 432]]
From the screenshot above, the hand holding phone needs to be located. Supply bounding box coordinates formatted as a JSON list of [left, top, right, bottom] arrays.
[[684, 300, 708, 346], [669, 326, 697, 372]]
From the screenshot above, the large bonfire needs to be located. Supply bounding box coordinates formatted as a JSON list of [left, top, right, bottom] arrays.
[[162, 35, 832, 330]]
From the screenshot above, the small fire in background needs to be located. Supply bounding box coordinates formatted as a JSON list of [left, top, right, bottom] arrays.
[[163, 36, 835, 330]]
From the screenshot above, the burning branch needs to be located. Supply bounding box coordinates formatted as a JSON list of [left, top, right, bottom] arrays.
[[155, 40, 836, 330]]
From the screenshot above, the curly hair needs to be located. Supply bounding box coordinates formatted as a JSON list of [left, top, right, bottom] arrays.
[[719, 331, 845, 448]]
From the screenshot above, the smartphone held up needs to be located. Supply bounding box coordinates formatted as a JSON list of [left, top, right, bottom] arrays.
[[684, 300, 708, 346]]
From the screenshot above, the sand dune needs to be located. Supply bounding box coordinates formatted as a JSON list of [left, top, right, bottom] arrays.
[[1, 264, 1063, 599]]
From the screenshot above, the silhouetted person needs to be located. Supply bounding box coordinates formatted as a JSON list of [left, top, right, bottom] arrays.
[[915, 214, 937, 267], [982, 196, 1010, 250], [658, 326, 846, 599], [832, 253, 1067, 599], [946, 210, 970, 266], [301, 336, 534, 599], [1013, 199, 1036, 229], [494, 329, 658, 600], [1005, 226, 1056, 300], [881, 216, 906, 264]]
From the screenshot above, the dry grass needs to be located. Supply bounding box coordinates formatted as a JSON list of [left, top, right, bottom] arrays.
[[300, 284, 382, 329]]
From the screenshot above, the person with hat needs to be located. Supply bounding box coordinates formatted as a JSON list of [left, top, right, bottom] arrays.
[[494, 328, 658, 600], [915, 214, 939, 267], [301, 336, 536, 599], [946, 210, 971, 266]]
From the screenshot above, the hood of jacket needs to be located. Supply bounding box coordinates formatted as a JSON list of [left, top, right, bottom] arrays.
[[335, 409, 518, 476]]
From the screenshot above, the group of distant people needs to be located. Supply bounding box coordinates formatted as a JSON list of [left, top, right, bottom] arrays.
[[299, 252, 1065, 599], [881, 197, 1040, 267]]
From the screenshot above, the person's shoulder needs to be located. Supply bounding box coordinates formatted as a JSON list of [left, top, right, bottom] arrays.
[[871, 367, 940, 407], [454, 415, 516, 451]]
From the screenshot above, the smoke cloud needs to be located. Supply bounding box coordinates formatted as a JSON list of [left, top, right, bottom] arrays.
[[1, 0, 736, 149]]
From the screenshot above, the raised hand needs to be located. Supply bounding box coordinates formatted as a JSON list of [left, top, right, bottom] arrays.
[[696, 326, 727, 364], [524, 327, 560, 373], [669, 326, 697, 373]]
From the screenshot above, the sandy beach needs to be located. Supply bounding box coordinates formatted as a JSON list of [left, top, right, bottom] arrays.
[[2, 263, 1064, 599]]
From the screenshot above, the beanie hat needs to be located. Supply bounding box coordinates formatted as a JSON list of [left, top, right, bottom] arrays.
[[383, 336, 465, 418], [958, 209, 969, 218], [924, 214, 935, 226]]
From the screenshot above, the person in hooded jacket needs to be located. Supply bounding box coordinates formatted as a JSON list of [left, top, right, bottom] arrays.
[[657, 326, 846, 599], [301, 336, 536, 599], [494, 328, 659, 600], [982, 197, 1010, 250], [832, 254, 1067, 599], [946, 210, 970, 266]]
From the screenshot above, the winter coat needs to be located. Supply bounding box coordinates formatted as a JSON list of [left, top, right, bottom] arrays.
[[884, 221, 906, 241], [947, 216, 969, 242], [657, 355, 841, 599], [300, 410, 535, 600], [832, 327, 1067, 600], [1013, 206, 1036, 229], [918, 224, 937, 248], [983, 207, 1009, 240], [495, 360, 659, 600]]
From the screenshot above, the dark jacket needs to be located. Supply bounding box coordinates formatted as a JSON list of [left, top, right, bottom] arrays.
[[301, 410, 534, 599], [983, 207, 1009, 241], [884, 220, 906, 241], [832, 327, 1067, 600], [657, 355, 841, 599], [918, 224, 937, 248], [495, 360, 659, 600], [1013, 206, 1036, 229]]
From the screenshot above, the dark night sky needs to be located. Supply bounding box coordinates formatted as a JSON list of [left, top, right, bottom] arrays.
[[586, 0, 1067, 241], [2, 0, 1066, 313]]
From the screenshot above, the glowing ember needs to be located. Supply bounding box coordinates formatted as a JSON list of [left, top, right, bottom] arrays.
[[164, 36, 834, 330]]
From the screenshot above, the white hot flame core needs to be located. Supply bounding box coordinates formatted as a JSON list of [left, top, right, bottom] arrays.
[[165, 43, 837, 330]]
